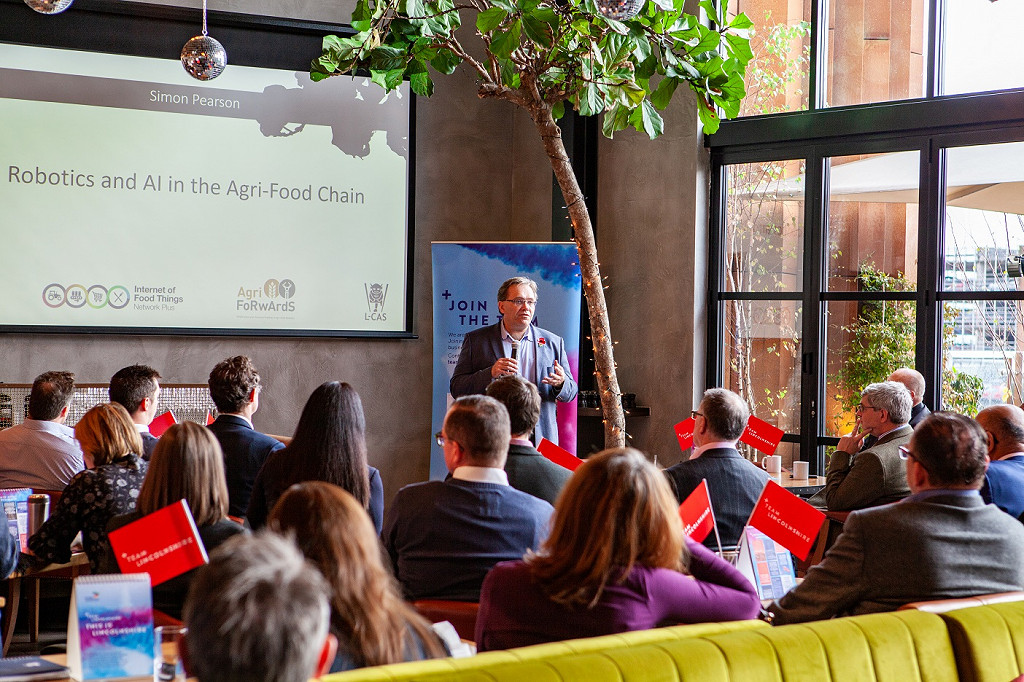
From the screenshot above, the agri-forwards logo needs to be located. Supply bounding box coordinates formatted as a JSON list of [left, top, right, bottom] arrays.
[[237, 278, 296, 312], [42, 283, 131, 309], [364, 282, 388, 321]]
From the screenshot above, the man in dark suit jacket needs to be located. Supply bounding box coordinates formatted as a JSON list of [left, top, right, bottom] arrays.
[[109, 364, 162, 460], [450, 277, 578, 446], [768, 412, 1024, 624], [664, 388, 770, 549], [206, 356, 285, 518], [486, 375, 571, 505], [976, 404, 1024, 519], [383, 395, 553, 602]]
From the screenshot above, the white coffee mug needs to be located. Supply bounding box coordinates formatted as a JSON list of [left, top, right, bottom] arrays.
[[761, 454, 782, 473], [792, 460, 809, 479]]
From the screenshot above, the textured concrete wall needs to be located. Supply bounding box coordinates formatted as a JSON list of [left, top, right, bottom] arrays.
[[1, 2, 704, 501]]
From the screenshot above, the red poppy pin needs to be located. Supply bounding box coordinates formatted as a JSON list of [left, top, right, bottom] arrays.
[[538, 337, 547, 347]]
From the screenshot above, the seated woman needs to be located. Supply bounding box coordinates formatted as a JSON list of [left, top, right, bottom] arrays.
[[247, 382, 383, 532], [268, 482, 447, 673], [29, 403, 147, 572], [475, 447, 761, 651], [105, 422, 246, 619]]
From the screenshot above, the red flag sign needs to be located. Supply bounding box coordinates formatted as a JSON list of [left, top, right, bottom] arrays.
[[537, 438, 584, 471], [109, 499, 209, 586], [148, 410, 178, 438], [747, 480, 825, 561], [739, 415, 785, 455], [678, 479, 715, 543], [674, 417, 696, 452], [205, 411, 216, 425]]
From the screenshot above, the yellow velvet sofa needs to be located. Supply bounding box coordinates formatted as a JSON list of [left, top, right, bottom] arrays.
[[323, 601, 1024, 682]]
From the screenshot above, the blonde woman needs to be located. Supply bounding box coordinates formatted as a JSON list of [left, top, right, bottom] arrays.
[[475, 447, 761, 650], [29, 403, 147, 572], [269, 482, 446, 673], [106, 422, 246, 618]]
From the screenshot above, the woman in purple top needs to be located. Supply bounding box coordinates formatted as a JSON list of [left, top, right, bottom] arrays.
[[475, 447, 761, 651]]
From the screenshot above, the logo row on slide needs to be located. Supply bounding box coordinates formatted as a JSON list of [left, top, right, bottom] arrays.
[[43, 284, 130, 309]]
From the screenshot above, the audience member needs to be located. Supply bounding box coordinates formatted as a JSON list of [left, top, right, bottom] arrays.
[[821, 381, 913, 510], [269, 482, 447, 673], [383, 395, 553, 602], [247, 382, 383, 532], [767, 412, 1024, 624], [861, 368, 931, 449], [105, 422, 246, 618], [206, 356, 285, 518], [485, 376, 570, 505], [0, 370, 83, 490], [663, 388, 769, 548], [29, 403, 147, 572], [182, 532, 336, 682], [108, 364, 162, 460], [976, 404, 1024, 519], [450, 276, 578, 445], [476, 447, 760, 650]]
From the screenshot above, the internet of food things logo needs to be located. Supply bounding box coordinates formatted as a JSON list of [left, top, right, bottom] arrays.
[[42, 283, 130, 309], [364, 282, 388, 321]]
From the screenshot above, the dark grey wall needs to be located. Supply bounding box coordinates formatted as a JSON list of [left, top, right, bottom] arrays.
[[0, 4, 706, 502]]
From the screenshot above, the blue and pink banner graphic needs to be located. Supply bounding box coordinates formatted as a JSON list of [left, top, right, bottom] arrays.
[[430, 242, 582, 479]]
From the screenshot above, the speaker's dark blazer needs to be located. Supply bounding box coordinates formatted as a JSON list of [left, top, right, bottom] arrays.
[[207, 415, 285, 518], [664, 447, 771, 548]]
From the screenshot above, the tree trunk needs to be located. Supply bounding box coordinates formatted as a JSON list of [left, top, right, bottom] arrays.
[[528, 104, 626, 449]]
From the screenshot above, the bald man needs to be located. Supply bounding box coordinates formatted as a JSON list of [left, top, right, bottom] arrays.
[[976, 404, 1024, 520]]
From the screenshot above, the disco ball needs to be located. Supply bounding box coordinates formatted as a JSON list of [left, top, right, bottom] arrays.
[[597, 0, 643, 21], [24, 0, 73, 14], [181, 35, 227, 81]]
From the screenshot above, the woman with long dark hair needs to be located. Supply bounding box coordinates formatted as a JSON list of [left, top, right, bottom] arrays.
[[269, 482, 447, 672], [475, 447, 761, 650], [246, 381, 383, 531]]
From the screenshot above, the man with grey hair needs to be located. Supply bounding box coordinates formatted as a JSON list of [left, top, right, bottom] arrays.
[[182, 532, 337, 682], [664, 388, 770, 548], [450, 276, 578, 446], [862, 368, 931, 450], [823, 381, 913, 511]]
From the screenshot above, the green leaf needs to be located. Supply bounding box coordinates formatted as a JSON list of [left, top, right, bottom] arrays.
[[370, 67, 406, 91], [552, 100, 565, 120], [689, 25, 721, 55], [430, 48, 462, 74], [401, 0, 422, 17], [477, 7, 508, 33], [608, 80, 646, 106], [603, 17, 628, 35], [649, 0, 672, 11], [490, 18, 522, 59], [369, 45, 409, 71], [407, 59, 434, 96], [666, 60, 700, 80], [698, 0, 723, 25], [489, 0, 516, 11], [601, 102, 631, 138], [724, 33, 753, 63], [650, 76, 677, 109], [628, 99, 663, 138], [571, 17, 591, 35], [522, 13, 553, 48], [578, 82, 605, 116], [351, 0, 373, 31], [696, 94, 720, 133], [728, 12, 752, 29]]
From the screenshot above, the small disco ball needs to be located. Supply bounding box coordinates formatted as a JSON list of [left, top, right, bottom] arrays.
[[24, 0, 73, 14], [181, 35, 227, 81], [597, 0, 643, 20]]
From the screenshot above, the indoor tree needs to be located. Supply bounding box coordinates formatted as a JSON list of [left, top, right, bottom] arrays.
[[311, 0, 752, 447]]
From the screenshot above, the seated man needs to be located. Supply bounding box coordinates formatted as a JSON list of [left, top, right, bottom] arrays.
[[861, 368, 931, 450], [663, 388, 770, 548], [0, 370, 83, 490], [108, 364, 162, 460], [822, 381, 913, 511], [485, 376, 571, 505], [182, 532, 336, 682], [767, 412, 1024, 624], [976, 404, 1024, 519], [206, 356, 284, 518], [384, 395, 553, 601]]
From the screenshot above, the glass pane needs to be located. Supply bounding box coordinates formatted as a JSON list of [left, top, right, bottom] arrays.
[[827, 151, 920, 291], [942, 300, 1024, 412], [824, 299, 917, 438], [826, 0, 928, 107], [724, 159, 805, 293], [727, 1, 811, 116], [722, 299, 802, 434], [943, 1, 1024, 95], [943, 143, 1024, 293]]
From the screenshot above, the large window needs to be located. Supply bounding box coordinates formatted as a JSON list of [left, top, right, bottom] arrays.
[[708, 0, 1024, 472]]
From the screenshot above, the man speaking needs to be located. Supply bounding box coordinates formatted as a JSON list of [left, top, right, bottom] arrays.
[[450, 276, 578, 446]]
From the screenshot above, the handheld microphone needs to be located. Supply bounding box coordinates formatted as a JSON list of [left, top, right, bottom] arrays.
[[510, 339, 519, 360]]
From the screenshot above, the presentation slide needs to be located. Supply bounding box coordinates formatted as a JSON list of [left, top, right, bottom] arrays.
[[0, 41, 411, 335]]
